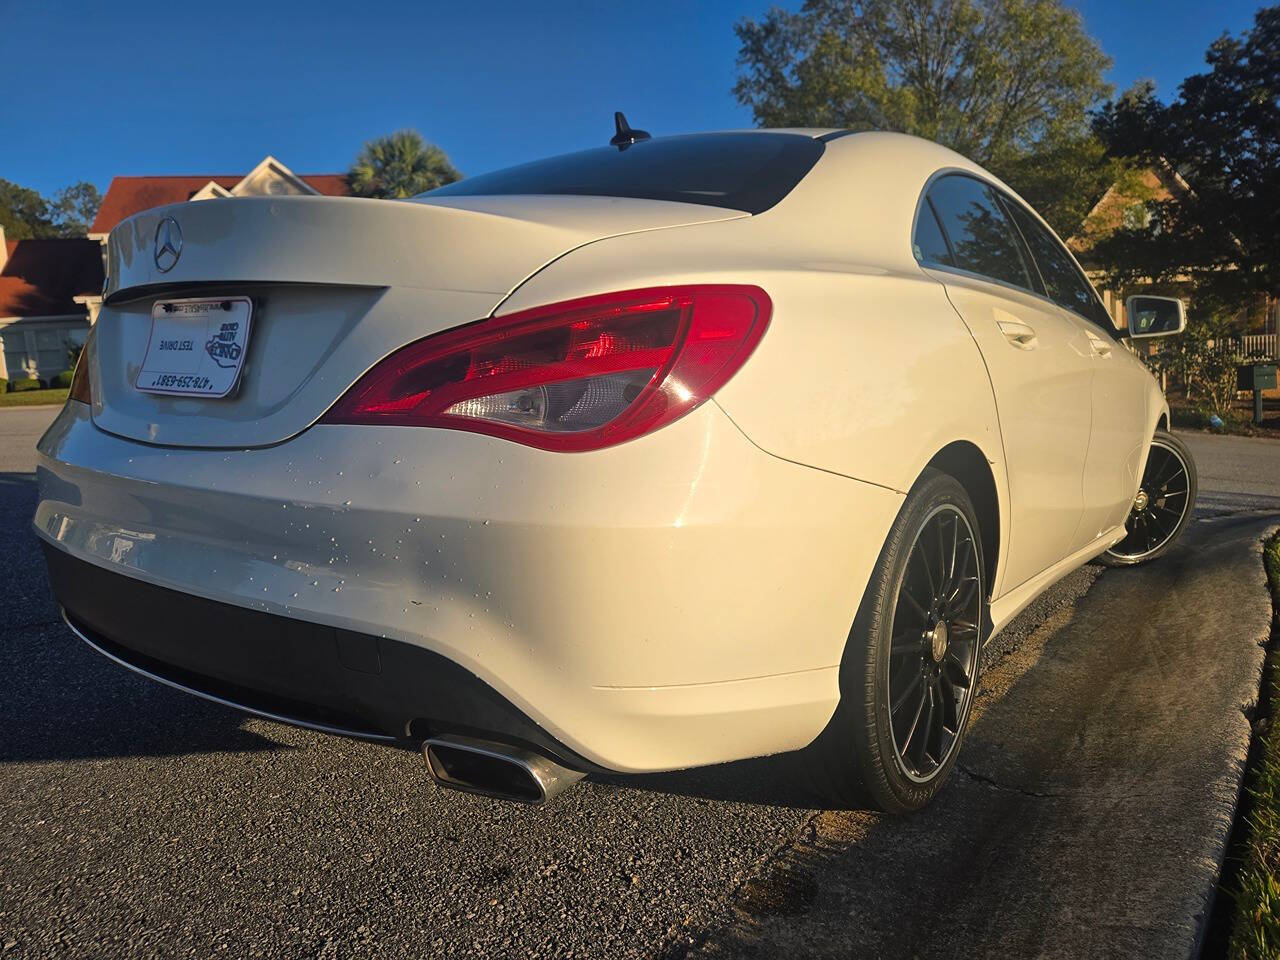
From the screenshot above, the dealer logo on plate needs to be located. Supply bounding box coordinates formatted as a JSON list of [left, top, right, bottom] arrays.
[[205, 321, 244, 368]]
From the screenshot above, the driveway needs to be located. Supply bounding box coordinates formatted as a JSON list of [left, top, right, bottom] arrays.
[[0, 411, 1275, 959]]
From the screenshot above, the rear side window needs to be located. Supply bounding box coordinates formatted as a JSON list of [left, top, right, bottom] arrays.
[[912, 202, 953, 266], [1003, 201, 1115, 331], [423, 133, 825, 214], [924, 175, 1035, 292]]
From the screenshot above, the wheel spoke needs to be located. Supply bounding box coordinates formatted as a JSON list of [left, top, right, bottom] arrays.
[[926, 681, 944, 762], [898, 681, 929, 754], [1156, 454, 1183, 489], [914, 685, 936, 767], [891, 669, 923, 716], [899, 585, 930, 624], [948, 515, 960, 592], [890, 631, 925, 657], [914, 545, 937, 599], [944, 549, 972, 604], [937, 518, 948, 598], [948, 575, 979, 613], [943, 651, 971, 686]]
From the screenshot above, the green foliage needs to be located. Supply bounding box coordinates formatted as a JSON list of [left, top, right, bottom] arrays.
[[0, 387, 69, 407], [1146, 311, 1240, 415], [732, 0, 1113, 236], [349, 130, 462, 199], [1227, 532, 1280, 959], [9, 378, 42, 392], [988, 134, 1123, 238], [50, 182, 102, 238], [0, 178, 55, 239], [1093, 8, 1280, 307], [0, 178, 103, 239], [0, 378, 6, 394], [51, 370, 75, 389]]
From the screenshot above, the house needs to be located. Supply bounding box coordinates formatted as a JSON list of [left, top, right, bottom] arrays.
[[0, 156, 348, 385], [0, 229, 104, 384], [1067, 164, 1190, 331], [89, 155, 349, 240], [1069, 163, 1278, 357]]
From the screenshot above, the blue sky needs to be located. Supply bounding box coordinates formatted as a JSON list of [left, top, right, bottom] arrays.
[[0, 0, 1264, 199]]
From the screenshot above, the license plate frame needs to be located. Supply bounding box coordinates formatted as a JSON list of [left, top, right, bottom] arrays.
[[135, 296, 254, 398]]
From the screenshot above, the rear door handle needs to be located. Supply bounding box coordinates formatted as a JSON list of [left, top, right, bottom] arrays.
[[997, 319, 1038, 350]]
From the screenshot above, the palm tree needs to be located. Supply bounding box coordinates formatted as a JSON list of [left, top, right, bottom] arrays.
[[348, 130, 462, 199]]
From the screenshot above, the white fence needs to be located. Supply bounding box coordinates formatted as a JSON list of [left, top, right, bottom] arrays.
[[1203, 335, 1279, 360], [1239, 334, 1279, 359]]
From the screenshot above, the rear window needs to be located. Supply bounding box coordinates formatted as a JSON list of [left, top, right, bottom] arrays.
[[423, 133, 825, 214]]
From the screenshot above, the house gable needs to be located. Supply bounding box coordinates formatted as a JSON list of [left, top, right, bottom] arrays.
[[227, 156, 321, 198], [91, 158, 350, 234], [1068, 164, 1188, 267], [189, 180, 234, 201]]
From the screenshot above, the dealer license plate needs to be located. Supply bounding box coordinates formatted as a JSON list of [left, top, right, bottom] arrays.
[[135, 296, 254, 398]]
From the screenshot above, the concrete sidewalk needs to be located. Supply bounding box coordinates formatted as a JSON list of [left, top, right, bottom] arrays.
[[679, 513, 1276, 959]]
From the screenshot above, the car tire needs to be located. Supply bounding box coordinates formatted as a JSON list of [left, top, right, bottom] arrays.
[[798, 467, 985, 813], [1098, 429, 1197, 567]]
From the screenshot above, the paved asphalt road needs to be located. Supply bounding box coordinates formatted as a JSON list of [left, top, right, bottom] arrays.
[[0, 408, 1276, 959]]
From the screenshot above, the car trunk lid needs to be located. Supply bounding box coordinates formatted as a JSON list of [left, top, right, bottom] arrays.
[[92, 194, 745, 448]]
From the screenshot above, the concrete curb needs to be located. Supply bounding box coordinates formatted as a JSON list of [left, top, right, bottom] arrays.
[[675, 516, 1278, 959]]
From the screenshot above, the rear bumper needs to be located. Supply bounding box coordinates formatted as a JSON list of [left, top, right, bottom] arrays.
[[46, 543, 598, 768], [35, 400, 901, 772]]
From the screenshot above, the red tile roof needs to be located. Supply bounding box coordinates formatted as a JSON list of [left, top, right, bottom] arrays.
[[0, 238, 104, 318], [90, 173, 351, 234]]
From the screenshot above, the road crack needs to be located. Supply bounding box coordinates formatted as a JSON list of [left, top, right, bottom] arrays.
[[956, 762, 1062, 799]]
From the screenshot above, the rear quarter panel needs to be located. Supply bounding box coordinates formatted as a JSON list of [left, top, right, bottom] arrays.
[[497, 212, 1009, 596]]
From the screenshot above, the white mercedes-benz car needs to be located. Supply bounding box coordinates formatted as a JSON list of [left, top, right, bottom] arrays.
[[36, 124, 1196, 811]]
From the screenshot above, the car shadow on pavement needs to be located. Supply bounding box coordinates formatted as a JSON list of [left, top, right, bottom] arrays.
[[596, 753, 820, 810], [1, 471, 291, 764], [0, 619, 300, 764]]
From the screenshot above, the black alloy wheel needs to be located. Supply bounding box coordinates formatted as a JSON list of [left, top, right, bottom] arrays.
[[1102, 430, 1197, 566], [797, 468, 985, 813], [887, 504, 982, 782]]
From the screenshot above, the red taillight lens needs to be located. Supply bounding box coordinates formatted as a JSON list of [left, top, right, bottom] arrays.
[[322, 285, 771, 451]]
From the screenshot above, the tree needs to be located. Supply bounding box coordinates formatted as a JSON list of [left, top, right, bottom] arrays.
[[0, 179, 102, 240], [994, 134, 1124, 242], [0, 179, 55, 239], [349, 130, 462, 199], [50, 181, 102, 238], [1092, 7, 1280, 311], [733, 0, 1114, 235]]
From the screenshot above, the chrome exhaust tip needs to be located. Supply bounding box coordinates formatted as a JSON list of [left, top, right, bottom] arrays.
[[422, 735, 585, 805]]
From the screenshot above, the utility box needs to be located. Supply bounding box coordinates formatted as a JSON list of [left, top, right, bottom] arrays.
[[1237, 363, 1278, 392]]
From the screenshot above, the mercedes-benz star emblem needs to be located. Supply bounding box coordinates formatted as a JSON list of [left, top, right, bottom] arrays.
[[153, 217, 183, 272]]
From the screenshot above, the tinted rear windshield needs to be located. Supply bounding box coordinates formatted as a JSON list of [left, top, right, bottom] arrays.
[[423, 133, 825, 214]]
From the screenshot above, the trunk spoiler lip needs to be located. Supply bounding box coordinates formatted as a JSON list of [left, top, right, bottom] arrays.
[[103, 278, 388, 308], [104, 194, 748, 303]]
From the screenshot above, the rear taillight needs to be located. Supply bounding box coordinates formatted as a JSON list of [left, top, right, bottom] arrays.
[[68, 329, 93, 404], [321, 285, 770, 451]]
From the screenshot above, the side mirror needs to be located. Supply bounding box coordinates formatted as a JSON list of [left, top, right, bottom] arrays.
[[1125, 295, 1186, 339]]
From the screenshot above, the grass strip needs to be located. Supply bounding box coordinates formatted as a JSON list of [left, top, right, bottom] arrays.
[[1228, 531, 1280, 959], [0, 388, 69, 407]]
